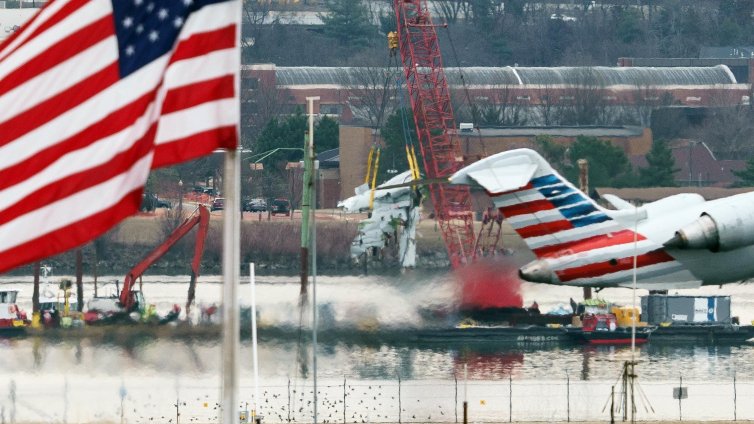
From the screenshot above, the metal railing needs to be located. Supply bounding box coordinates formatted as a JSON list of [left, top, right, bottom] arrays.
[[3, 373, 752, 423]]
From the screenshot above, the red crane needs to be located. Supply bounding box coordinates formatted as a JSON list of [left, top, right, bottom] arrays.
[[119, 205, 210, 316], [393, 0, 476, 268]]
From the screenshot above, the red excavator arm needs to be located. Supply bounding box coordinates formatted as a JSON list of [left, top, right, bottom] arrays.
[[120, 205, 210, 314]]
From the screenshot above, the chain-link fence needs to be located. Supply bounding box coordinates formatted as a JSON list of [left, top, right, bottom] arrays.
[[2, 373, 753, 423]]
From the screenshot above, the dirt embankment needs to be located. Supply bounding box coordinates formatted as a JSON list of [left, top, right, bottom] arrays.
[[7, 209, 472, 277]]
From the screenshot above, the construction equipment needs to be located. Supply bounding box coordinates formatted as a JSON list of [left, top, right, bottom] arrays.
[[393, 0, 476, 267], [88, 205, 210, 322]]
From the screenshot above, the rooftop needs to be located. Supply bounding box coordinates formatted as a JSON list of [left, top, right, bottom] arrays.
[[272, 65, 739, 87], [460, 126, 645, 138]]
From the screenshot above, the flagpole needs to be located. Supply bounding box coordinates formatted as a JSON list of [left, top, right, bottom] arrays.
[[222, 0, 243, 420], [222, 148, 241, 424]]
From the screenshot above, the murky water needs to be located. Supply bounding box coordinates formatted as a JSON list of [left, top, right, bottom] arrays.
[[1, 271, 754, 422]]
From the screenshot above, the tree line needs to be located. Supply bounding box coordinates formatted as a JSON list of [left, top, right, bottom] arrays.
[[244, 0, 754, 68]]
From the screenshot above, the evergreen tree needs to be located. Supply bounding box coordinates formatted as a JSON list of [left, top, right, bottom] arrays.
[[255, 109, 307, 169], [254, 109, 339, 169], [314, 115, 339, 152], [638, 139, 678, 187], [732, 158, 754, 187], [564, 136, 635, 188], [534, 135, 567, 173], [319, 0, 377, 47], [614, 8, 644, 44], [379, 108, 419, 181]]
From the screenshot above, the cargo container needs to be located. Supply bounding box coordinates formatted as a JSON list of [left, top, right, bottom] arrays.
[[640, 295, 731, 325]]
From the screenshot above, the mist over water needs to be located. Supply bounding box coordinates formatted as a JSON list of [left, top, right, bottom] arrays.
[[0, 271, 753, 381]]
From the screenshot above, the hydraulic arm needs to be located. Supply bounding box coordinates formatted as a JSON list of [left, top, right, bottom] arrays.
[[120, 205, 209, 315]]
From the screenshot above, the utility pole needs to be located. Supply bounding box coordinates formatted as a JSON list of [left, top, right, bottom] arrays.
[[300, 129, 313, 303], [76, 248, 84, 311], [307, 95, 321, 424], [32, 262, 40, 314]]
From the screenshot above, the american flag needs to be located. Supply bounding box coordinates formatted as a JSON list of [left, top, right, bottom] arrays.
[[0, 0, 239, 273]]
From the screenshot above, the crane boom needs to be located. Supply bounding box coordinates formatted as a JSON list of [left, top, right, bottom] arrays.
[[120, 205, 210, 312], [393, 0, 476, 267]]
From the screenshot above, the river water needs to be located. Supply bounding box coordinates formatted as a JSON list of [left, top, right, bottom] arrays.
[[1, 271, 754, 423]]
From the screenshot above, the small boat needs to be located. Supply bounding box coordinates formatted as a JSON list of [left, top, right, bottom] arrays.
[[0, 289, 27, 335], [565, 313, 654, 345], [36, 265, 81, 328]]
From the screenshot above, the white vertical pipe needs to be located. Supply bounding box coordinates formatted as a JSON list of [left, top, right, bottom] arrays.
[[631, 205, 638, 357], [222, 148, 241, 424], [250, 263, 259, 418], [307, 96, 319, 424]]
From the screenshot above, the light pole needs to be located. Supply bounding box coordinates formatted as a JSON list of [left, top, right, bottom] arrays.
[[178, 179, 184, 213]]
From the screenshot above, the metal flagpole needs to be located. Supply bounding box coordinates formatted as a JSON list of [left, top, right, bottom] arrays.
[[222, 1, 242, 420], [222, 148, 241, 424]]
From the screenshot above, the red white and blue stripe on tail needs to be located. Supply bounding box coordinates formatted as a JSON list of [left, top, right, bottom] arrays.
[[450, 149, 692, 287]]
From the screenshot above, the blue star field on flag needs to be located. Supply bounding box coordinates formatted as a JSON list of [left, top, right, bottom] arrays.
[[112, 0, 227, 78]]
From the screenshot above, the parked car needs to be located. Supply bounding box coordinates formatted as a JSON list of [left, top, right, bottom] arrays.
[[203, 187, 218, 196], [140, 193, 171, 211], [155, 198, 171, 209], [244, 198, 267, 212], [211, 197, 225, 211], [270, 198, 291, 216]]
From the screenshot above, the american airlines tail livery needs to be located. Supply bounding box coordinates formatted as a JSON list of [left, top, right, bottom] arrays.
[[450, 148, 754, 290]]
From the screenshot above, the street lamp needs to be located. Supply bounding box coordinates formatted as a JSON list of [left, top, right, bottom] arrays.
[[178, 179, 183, 212]]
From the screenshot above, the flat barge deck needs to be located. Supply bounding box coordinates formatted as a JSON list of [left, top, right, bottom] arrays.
[[8, 323, 754, 346]]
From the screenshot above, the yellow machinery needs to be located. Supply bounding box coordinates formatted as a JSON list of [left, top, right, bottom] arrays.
[[611, 306, 648, 328]]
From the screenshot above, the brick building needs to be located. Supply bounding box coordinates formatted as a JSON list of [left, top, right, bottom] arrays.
[[243, 63, 750, 204], [243, 64, 750, 128]]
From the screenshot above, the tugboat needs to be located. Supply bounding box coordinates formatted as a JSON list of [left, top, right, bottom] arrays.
[[565, 312, 654, 345], [564, 300, 655, 345]]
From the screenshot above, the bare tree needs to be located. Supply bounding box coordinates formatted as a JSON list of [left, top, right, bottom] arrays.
[[242, 0, 273, 57], [242, 79, 292, 149], [347, 66, 401, 127], [536, 82, 560, 126], [630, 77, 676, 127], [697, 92, 754, 159], [476, 83, 529, 126], [434, 0, 472, 24], [557, 67, 612, 125]]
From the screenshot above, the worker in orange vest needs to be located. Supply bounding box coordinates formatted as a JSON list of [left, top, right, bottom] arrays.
[[387, 31, 399, 57]]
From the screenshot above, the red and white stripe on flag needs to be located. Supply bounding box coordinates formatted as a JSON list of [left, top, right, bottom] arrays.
[[0, 0, 239, 273]]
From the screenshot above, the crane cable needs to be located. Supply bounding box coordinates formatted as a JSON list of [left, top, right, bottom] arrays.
[[443, 23, 489, 158], [392, 46, 421, 183], [364, 34, 405, 209]]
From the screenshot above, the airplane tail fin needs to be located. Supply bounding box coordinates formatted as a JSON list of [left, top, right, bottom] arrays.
[[450, 149, 620, 257]]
